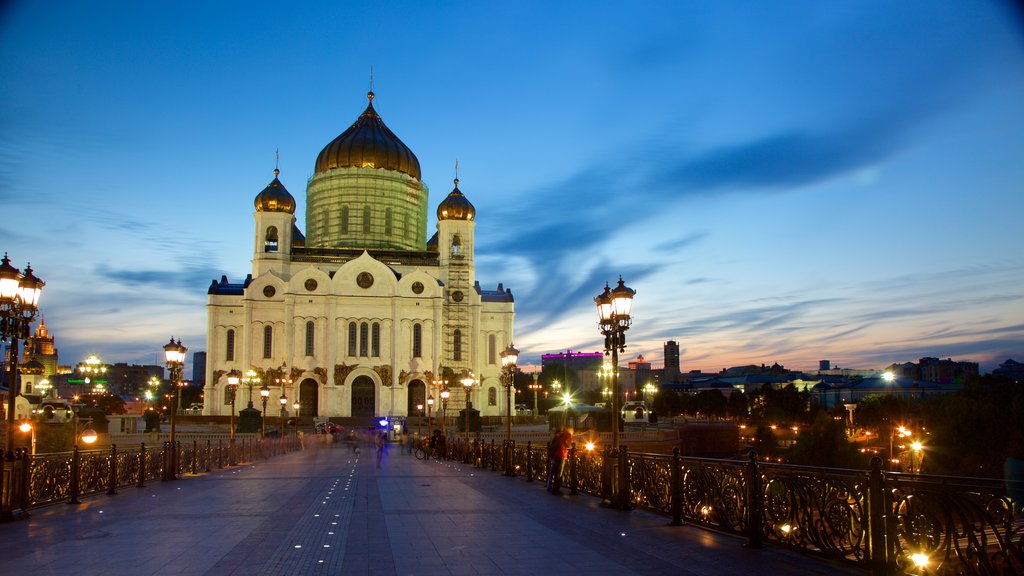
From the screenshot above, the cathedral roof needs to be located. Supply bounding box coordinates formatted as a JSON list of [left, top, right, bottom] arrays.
[[292, 223, 305, 248], [314, 92, 421, 180], [254, 169, 296, 214], [437, 179, 476, 221]]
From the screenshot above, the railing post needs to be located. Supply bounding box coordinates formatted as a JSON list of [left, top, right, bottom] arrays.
[[601, 446, 613, 503], [569, 443, 579, 495], [69, 445, 81, 505], [670, 447, 683, 526], [19, 449, 32, 512], [508, 440, 515, 477], [190, 440, 198, 475], [107, 444, 118, 495], [206, 440, 212, 472], [743, 450, 763, 548], [617, 444, 632, 510], [526, 441, 533, 482], [138, 443, 146, 488], [867, 457, 892, 575]]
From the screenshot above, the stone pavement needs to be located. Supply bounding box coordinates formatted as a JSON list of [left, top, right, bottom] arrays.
[[0, 440, 863, 575]]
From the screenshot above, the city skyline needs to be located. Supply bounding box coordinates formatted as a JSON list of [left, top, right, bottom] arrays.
[[1, 1, 1022, 375]]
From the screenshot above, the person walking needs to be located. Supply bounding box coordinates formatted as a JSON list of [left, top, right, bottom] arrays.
[[546, 428, 572, 494], [375, 431, 386, 469]]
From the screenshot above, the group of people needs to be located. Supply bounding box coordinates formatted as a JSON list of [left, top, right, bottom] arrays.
[[546, 427, 573, 494]]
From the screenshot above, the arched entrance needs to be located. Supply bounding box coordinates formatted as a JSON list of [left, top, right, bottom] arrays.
[[408, 379, 426, 416], [351, 375, 375, 417], [299, 378, 318, 417]]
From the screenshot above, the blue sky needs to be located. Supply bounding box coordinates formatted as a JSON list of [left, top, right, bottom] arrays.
[[1, 1, 1022, 376]]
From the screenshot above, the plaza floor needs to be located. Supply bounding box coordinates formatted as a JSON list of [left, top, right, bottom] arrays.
[[0, 440, 863, 575]]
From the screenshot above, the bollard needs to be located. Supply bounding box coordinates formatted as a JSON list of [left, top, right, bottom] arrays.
[[69, 445, 82, 504], [138, 443, 147, 488], [107, 444, 118, 495], [743, 450, 763, 548], [569, 443, 579, 495], [670, 447, 683, 526], [526, 441, 534, 482]]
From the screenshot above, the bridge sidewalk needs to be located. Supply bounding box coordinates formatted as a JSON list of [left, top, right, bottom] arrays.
[[0, 440, 862, 575]]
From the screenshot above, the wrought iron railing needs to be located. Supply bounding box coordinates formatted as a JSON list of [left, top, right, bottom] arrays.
[[0, 434, 307, 512], [421, 438, 1023, 576]]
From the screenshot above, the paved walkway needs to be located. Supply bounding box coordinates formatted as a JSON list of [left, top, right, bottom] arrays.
[[0, 441, 862, 575]]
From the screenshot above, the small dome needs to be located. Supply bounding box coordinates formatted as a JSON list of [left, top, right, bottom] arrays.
[[437, 179, 476, 221], [254, 169, 296, 214], [315, 92, 421, 180], [21, 359, 44, 374]]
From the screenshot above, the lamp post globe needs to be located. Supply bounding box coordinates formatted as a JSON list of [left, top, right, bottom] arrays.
[[225, 369, 240, 464]]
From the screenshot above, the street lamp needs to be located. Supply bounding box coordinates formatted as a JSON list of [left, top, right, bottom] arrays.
[[643, 383, 657, 405], [259, 385, 270, 438], [0, 254, 44, 459], [426, 396, 435, 431], [162, 338, 187, 480], [595, 276, 636, 453], [242, 369, 259, 407], [500, 343, 520, 475], [440, 388, 450, 437], [528, 373, 542, 416], [18, 421, 35, 455], [226, 369, 240, 464], [460, 370, 476, 458], [279, 393, 288, 434]]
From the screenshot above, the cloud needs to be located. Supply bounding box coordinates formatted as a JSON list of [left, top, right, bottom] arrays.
[[95, 261, 223, 292]]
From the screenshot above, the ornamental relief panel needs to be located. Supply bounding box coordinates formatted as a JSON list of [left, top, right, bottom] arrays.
[[334, 363, 355, 386], [313, 367, 327, 384], [214, 369, 226, 384], [374, 365, 392, 387]]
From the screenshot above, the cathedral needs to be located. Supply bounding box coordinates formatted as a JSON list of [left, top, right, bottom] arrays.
[[204, 91, 515, 421]]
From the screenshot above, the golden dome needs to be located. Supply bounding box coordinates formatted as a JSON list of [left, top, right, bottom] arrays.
[[254, 169, 296, 214], [314, 92, 421, 180], [437, 178, 476, 221]]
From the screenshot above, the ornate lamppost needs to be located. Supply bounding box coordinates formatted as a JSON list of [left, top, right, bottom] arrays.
[[426, 396, 434, 431], [440, 388, 450, 437], [500, 344, 519, 475], [594, 276, 636, 453], [528, 373, 542, 416], [0, 254, 43, 460], [162, 337, 187, 480], [279, 393, 287, 435], [460, 370, 477, 462], [259, 385, 270, 438], [226, 369, 240, 464]]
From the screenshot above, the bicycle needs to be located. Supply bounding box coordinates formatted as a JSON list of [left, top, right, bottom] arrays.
[[414, 444, 432, 460]]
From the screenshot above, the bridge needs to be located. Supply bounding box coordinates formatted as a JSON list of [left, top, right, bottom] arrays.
[[0, 439, 858, 576]]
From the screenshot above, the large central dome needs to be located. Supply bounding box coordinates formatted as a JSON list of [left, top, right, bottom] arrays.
[[314, 92, 421, 180]]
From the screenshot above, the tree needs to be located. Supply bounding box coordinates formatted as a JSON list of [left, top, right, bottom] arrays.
[[81, 393, 126, 415], [726, 391, 748, 420], [788, 411, 860, 468], [695, 389, 727, 419]]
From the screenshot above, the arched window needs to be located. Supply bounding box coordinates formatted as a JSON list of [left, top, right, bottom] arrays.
[[340, 206, 349, 234], [488, 335, 496, 365], [488, 387, 497, 406], [451, 234, 462, 256], [385, 207, 393, 236], [348, 322, 357, 357], [359, 322, 369, 357], [371, 323, 380, 357], [363, 206, 371, 233], [305, 321, 315, 356], [226, 329, 235, 362], [412, 323, 422, 358], [453, 329, 462, 362], [263, 325, 273, 359], [264, 226, 279, 253]]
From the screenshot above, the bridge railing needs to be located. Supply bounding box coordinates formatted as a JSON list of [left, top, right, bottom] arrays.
[[0, 434, 309, 513], [421, 440, 1023, 576]]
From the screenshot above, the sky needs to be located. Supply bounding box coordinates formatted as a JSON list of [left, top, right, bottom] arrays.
[[1, 1, 1023, 377]]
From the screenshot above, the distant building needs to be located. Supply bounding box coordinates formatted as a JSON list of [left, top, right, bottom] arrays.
[[192, 351, 207, 386], [992, 359, 1023, 383], [886, 357, 979, 386], [106, 363, 164, 398], [663, 341, 680, 382], [20, 316, 58, 375]]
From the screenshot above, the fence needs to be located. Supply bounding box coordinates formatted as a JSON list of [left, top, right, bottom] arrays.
[[421, 437, 1023, 576], [0, 433, 309, 513]]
